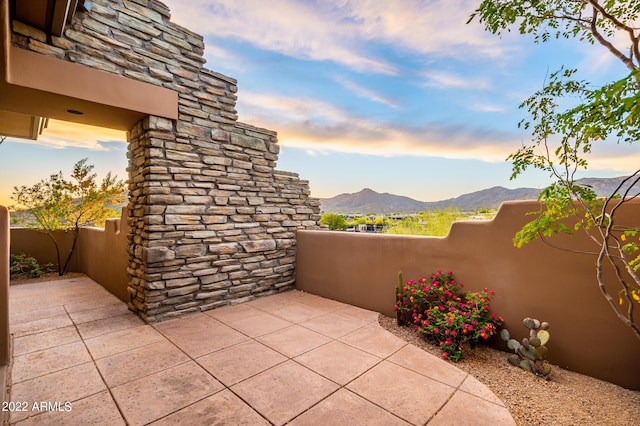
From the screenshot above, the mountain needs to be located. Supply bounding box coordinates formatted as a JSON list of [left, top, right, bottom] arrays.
[[319, 176, 639, 214], [321, 188, 426, 214]]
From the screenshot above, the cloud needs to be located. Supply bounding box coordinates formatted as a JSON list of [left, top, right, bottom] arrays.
[[422, 70, 491, 90], [238, 91, 518, 162], [10, 120, 127, 151], [334, 76, 400, 109], [470, 103, 506, 113], [238, 91, 640, 174], [164, 0, 508, 75], [203, 45, 250, 72]]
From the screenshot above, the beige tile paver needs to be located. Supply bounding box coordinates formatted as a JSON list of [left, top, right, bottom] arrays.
[[8, 278, 514, 426], [12, 340, 92, 383], [333, 304, 381, 323], [300, 311, 368, 338], [153, 313, 248, 358], [10, 313, 73, 337], [388, 344, 468, 387], [232, 360, 339, 425], [14, 390, 126, 426], [84, 324, 165, 359], [295, 340, 381, 385], [9, 305, 67, 324], [9, 362, 107, 423], [459, 374, 507, 407], [428, 390, 517, 426], [217, 309, 293, 338], [96, 339, 190, 388], [111, 361, 224, 426], [339, 323, 407, 358], [150, 389, 269, 425], [66, 302, 131, 324], [257, 324, 331, 357], [289, 388, 411, 426], [197, 339, 287, 386], [268, 301, 333, 322], [12, 325, 80, 356], [347, 360, 456, 425], [76, 312, 145, 339]]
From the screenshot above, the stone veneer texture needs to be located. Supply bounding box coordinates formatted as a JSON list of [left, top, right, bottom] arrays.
[[11, 0, 321, 321]]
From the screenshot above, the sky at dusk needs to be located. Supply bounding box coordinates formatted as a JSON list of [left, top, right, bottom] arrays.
[[1, 0, 639, 207]]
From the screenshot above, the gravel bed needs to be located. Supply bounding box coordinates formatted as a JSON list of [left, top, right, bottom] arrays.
[[10, 272, 85, 285], [379, 314, 640, 426]]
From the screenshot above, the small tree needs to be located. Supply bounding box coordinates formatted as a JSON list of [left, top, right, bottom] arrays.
[[320, 213, 348, 230], [470, 1, 640, 339], [12, 159, 126, 276]]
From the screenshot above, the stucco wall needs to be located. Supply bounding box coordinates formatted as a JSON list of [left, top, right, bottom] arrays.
[[296, 200, 640, 390], [77, 213, 129, 302], [0, 206, 9, 366], [10, 213, 129, 303], [9, 228, 77, 273]]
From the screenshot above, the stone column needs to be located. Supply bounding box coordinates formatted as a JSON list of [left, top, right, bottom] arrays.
[[127, 115, 178, 322]]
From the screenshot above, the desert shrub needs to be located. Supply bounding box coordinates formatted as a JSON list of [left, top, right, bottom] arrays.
[[395, 270, 503, 361], [9, 253, 53, 279]]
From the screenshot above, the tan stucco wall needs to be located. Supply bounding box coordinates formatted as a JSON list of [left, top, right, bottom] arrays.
[[10, 211, 129, 302], [0, 206, 9, 366], [10, 228, 77, 273], [296, 200, 640, 390], [77, 212, 129, 302]]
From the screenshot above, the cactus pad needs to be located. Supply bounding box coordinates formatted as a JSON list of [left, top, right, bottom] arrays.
[[507, 339, 521, 352], [522, 317, 534, 329], [535, 345, 547, 359], [537, 329, 550, 345], [500, 329, 510, 341], [519, 345, 536, 361], [520, 359, 533, 372]]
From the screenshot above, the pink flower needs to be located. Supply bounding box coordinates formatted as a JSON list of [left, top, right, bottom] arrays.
[[433, 328, 439, 334], [451, 330, 457, 336], [442, 352, 449, 360]]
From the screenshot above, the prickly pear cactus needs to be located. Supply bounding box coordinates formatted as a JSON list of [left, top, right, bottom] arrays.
[[500, 317, 552, 379]]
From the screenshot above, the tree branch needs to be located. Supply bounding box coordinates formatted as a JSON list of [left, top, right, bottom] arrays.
[[587, 2, 638, 71]]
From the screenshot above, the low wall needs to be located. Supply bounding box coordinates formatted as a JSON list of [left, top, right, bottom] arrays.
[[1, 207, 10, 365], [77, 212, 129, 302], [296, 200, 640, 390], [9, 228, 77, 272], [9, 212, 129, 302], [0, 207, 9, 411]]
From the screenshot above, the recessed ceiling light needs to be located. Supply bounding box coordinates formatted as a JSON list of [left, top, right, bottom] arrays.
[[67, 109, 83, 115]]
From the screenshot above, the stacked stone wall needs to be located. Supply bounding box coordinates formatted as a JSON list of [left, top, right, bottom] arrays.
[[11, 0, 321, 321]]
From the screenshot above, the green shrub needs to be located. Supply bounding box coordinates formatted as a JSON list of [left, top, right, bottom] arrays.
[[9, 253, 53, 279]]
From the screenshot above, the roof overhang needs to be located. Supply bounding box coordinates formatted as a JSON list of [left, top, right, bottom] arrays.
[[0, 0, 177, 141], [13, 0, 78, 38]]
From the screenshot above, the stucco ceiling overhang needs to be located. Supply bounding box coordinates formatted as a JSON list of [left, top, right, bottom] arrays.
[[0, 0, 178, 142]]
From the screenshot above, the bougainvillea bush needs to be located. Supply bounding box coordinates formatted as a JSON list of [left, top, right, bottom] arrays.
[[395, 270, 503, 361]]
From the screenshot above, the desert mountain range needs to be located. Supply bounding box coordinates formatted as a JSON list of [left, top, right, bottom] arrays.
[[319, 176, 639, 214]]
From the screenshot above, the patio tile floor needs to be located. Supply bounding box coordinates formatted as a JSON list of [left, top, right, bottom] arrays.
[[7, 276, 516, 425]]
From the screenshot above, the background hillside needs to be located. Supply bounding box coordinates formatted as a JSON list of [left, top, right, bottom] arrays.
[[319, 176, 638, 214]]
